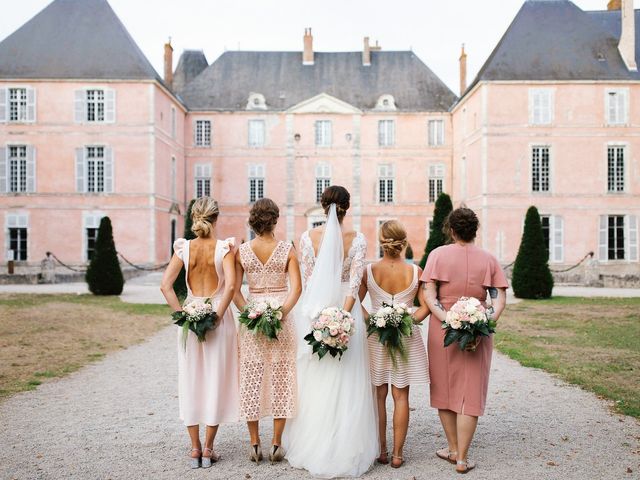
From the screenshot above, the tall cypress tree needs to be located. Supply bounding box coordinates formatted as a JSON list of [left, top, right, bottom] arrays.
[[85, 217, 124, 295], [512, 206, 554, 299], [173, 199, 197, 300], [419, 193, 453, 269]]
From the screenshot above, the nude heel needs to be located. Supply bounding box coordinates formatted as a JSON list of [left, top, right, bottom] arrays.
[[190, 448, 201, 469], [269, 445, 285, 463], [249, 444, 263, 463]]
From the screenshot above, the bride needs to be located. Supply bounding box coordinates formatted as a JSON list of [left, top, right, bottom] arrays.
[[282, 186, 378, 478]]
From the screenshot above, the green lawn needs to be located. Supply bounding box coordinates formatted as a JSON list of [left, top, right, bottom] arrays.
[[0, 294, 170, 399], [495, 297, 640, 418]]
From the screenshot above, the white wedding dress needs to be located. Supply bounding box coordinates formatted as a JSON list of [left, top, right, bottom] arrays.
[[282, 205, 378, 478]]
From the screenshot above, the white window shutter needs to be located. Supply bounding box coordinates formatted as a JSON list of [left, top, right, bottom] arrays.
[[74, 90, 85, 123], [627, 215, 638, 262], [552, 215, 563, 263], [0, 147, 6, 193], [104, 147, 114, 192], [0, 88, 6, 122], [619, 90, 628, 124], [105, 89, 116, 123], [26, 87, 36, 122], [75, 148, 85, 192], [204, 163, 212, 177], [26, 146, 36, 193], [598, 215, 608, 261]]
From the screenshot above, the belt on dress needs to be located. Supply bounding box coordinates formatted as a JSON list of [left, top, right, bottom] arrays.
[[249, 288, 288, 295]]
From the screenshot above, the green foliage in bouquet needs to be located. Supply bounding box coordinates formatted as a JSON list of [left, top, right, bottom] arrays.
[[304, 332, 344, 360], [238, 305, 283, 340], [172, 307, 218, 350], [366, 303, 414, 368], [420, 193, 453, 269], [443, 319, 497, 351], [512, 206, 554, 299], [173, 199, 197, 300], [85, 217, 124, 295]]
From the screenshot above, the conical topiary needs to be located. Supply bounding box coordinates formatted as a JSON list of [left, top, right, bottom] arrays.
[[85, 216, 124, 295], [419, 193, 453, 269], [512, 206, 554, 299], [405, 243, 414, 260], [173, 199, 197, 300]]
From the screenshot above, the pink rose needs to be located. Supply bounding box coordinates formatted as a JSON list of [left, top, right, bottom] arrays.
[[329, 328, 338, 336]]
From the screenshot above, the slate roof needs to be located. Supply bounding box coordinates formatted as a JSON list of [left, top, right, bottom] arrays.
[[0, 0, 163, 82], [173, 50, 208, 94], [465, 0, 640, 96], [179, 51, 458, 112]]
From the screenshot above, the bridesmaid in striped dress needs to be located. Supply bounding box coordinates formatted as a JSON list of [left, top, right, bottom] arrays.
[[360, 220, 430, 469]]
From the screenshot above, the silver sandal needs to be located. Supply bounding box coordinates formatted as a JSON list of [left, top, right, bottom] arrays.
[[190, 448, 201, 469], [201, 447, 219, 468]]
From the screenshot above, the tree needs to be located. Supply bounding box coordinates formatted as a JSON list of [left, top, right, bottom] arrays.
[[173, 199, 197, 300], [419, 193, 453, 269], [405, 243, 414, 262], [512, 206, 554, 299], [85, 217, 124, 295]]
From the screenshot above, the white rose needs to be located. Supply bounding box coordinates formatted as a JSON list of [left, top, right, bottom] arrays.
[[343, 322, 351, 332], [465, 304, 476, 314], [313, 330, 323, 341], [275, 311, 283, 320], [256, 302, 268, 312], [383, 306, 394, 315], [468, 297, 481, 307], [269, 299, 280, 310], [376, 318, 386, 328]]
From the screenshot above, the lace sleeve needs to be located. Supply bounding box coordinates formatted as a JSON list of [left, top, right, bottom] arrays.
[[348, 234, 367, 298], [299, 231, 315, 287]]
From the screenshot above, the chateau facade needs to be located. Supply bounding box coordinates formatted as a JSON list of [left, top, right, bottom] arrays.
[[0, 0, 638, 282]]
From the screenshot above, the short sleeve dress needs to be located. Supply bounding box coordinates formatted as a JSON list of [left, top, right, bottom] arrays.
[[421, 243, 508, 417], [173, 237, 240, 427]]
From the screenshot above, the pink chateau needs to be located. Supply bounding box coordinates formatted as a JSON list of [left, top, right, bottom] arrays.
[[0, 0, 638, 285]]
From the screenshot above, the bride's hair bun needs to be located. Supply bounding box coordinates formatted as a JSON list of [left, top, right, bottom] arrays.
[[191, 197, 220, 238], [379, 220, 407, 257], [320, 186, 350, 221]]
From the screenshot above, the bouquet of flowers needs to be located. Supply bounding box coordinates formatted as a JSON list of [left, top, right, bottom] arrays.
[[304, 307, 355, 360], [442, 297, 496, 351], [172, 298, 219, 351], [367, 302, 414, 368], [238, 299, 284, 340]]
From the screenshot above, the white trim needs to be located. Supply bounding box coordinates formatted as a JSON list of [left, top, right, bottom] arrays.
[[528, 88, 554, 125], [5, 211, 29, 262], [605, 88, 629, 126], [605, 142, 629, 194], [529, 143, 552, 194], [286, 92, 362, 114], [82, 211, 105, 262]]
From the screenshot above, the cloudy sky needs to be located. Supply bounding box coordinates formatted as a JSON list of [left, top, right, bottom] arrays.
[[0, 0, 612, 94]]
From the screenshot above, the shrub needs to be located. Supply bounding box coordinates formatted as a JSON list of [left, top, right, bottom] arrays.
[[512, 206, 554, 299], [173, 199, 197, 300], [85, 217, 124, 295], [405, 243, 414, 260], [419, 193, 453, 269]]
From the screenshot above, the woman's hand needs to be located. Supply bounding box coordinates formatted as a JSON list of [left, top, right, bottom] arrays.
[[465, 337, 481, 352]]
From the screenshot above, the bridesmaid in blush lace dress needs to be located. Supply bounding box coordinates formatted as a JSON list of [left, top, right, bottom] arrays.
[[160, 197, 240, 469], [421, 207, 508, 474], [233, 199, 302, 464]]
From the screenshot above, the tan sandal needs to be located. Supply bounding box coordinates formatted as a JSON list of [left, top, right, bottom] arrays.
[[436, 448, 457, 464], [456, 459, 476, 474], [390, 455, 404, 468], [376, 451, 389, 465]]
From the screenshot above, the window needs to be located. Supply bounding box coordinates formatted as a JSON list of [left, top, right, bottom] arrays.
[[248, 120, 266, 147], [194, 163, 211, 198], [6, 214, 28, 261], [428, 120, 445, 146], [171, 107, 177, 139], [5, 145, 35, 193], [607, 146, 625, 192], [86, 90, 105, 122], [529, 88, 553, 125], [248, 164, 265, 202], [74, 88, 115, 123], [606, 89, 628, 125], [315, 120, 332, 147], [195, 120, 211, 147], [83, 213, 103, 262], [599, 215, 637, 262], [608, 215, 625, 260], [9, 88, 27, 122], [428, 164, 445, 203], [315, 163, 331, 202], [75, 146, 113, 193], [531, 146, 550, 192], [378, 120, 395, 146], [1, 87, 35, 123], [541, 215, 551, 253], [539, 215, 564, 263], [378, 164, 394, 203]]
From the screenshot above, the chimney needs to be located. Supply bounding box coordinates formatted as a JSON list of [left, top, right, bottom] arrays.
[[619, 0, 637, 71], [608, 0, 621, 9], [303, 28, 314, 65], [370, 40, 381, 51], [459, 44, 468, 96], [164, 39, 174, 88], [363, 37, 371, 66]]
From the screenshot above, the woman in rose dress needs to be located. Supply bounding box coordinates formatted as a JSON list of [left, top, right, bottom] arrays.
[[421, 207, 508, 474], [233, 198, 302, 464], [160, 197, 240, 469], [360, 220, 430, 469]]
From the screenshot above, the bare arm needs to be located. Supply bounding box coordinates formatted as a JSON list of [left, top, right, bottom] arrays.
[[490, 287, 507, 322], [232, 249, 247, 311], [282, 250, 302, 317], [358, 271, 369, 318], [160, 254, 184, 312], [216, 250, 236, 319], [425, 282, 446, 323], [412, 281, 431, 323]]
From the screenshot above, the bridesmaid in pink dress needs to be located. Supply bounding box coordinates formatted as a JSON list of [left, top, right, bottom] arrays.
[[160, 197, 240, 469], [233, 198, 302, 464], [421, 207, 508, 474]]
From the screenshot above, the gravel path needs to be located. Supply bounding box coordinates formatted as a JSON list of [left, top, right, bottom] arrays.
[[1, 325, 638, 480]]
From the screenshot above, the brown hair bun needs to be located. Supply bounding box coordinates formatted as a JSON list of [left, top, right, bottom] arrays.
[[444, 207, 479, 242], [248, 198, 279, 235]]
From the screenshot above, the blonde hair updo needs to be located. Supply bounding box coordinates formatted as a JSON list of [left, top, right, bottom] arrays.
[[379, 220, 408, 257], [191, 197, 220, 238]]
